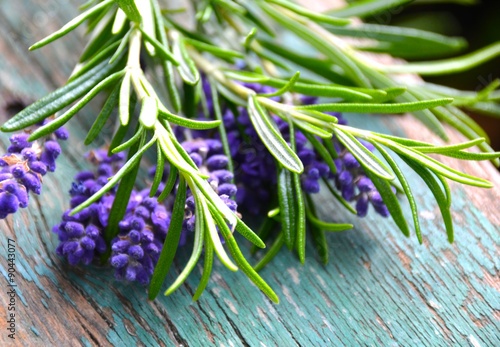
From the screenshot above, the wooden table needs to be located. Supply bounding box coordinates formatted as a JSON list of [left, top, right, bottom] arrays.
[[1, 1, 499, 345]]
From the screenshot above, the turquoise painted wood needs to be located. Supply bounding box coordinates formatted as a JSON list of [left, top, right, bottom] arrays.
[[0, 1, 499, 346]]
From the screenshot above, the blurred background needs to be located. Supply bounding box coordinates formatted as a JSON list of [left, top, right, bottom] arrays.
[[362, 0, 500, 149]]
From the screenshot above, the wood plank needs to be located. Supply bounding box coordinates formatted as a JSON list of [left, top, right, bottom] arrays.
[[0, 1, 498, 346]]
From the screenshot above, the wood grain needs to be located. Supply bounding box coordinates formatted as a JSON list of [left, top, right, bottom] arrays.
[[0, 1, 498, 346]]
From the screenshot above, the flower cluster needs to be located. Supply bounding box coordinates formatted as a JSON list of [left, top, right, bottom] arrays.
[[110, 189, 171, 285], [0, 124, 68, 219], [52, 149, 124, 265], [52, 136, 238, 285], [332, 140, 389, 217], [182, 138, 238, 237], [203, 81, 389, 218]]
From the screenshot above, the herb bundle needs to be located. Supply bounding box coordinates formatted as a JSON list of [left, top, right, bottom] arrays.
[[1, 0, 499, 303]]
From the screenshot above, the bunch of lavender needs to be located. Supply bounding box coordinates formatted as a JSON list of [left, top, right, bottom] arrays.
[[0, 122, 67, 219], [2, 0, 500, 303]]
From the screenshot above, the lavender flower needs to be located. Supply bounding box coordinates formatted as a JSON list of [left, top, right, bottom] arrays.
[[181, 138, 238, 238], [110, 189, 171, 285], [0, 124, 68, 219], [52, 149, 124, 265], [332, 141, 389, 217], [202, 79, 390, 218], [110, 137, 238, 285]]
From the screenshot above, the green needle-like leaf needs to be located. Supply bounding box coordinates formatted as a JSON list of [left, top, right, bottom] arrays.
[[193, 228, 214, 301], [266, 0, 351, 26], [139, 27, 180, 65], [235, 219, 266, 249], [402, 158, 454, 242], [30, 0, 114, 50], [157, 108, 221, 129], [201, 197, 238, 272], [84, 83, 120, 145], [150, 142, 165, 197], [374, 143, 423, 244], [306, 212, 353, 232], [328, 0, 413, 18], [335, 128, 395, 181], [247, 95, 303, 173], [277, 166, 297, 249], [165, 185, 205, 296], [149, 177, 187, 300], [115, 0, 141, 23], [184, 37, 244, 59], [208, 202, 279, 303], [260, 2, 371, 87], [172, 32, 200, 85], [158, 165, 178, 202], [297, 98, 454, 114], [29, 70, 125, 141], [378, 42, 500, 75], [364, 170, 410, 238], [2, 60, 120, 132], [258, 71, 300, 98], [111, 126, 145, 153]]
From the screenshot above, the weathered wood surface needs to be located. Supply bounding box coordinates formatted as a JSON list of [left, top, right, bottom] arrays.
[[0, 1, 499, 346]]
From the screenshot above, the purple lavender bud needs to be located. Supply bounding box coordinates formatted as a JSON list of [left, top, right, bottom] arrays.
[[218, 183, 237, 196], [125, 266, 139, 281], [220, 195, 238, 212], [141, 230, 155, 243], [130, 217, 145, 231], [189, 153, 203, 167], [343, 153, 360, 169], [80, 236, 96, 250], [20, 172, 41, 194], [0, 173, 12, 181], [111, 254, 129, 269], [8, 134, 30, 152], [128, 245, 145, 260], [357, 177, 374, 193], [303, 178, 320, 194], [85, 224, 100, 238], [13, 186, 28, 208], [11, 165, 25, 179], [75, 171, 95, 181], [186, 216, 196, 232], [141, 197, 157, 211], [65, 222, 85, 238], [307, 167, 320, 180], [54, 127, 69, 140], [356, 196, 369, 217], [211, 170, 234, 183], [21, 148, 37, 161], [374, 204, 390, 217], [338, 170, 353, 186], [0, 192, 19, 214], [112, 240, 130, 252], [97, 164, 113, 177], [369, 191, 385, 207], [134, 206, 150, 219], [128, 230, 141, 243], [30, 161, 47, 175], [342, 184, 355, 201], [206, 155, 228, 170], [62, 241, 79, 255]]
